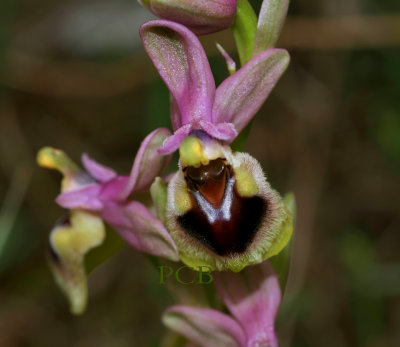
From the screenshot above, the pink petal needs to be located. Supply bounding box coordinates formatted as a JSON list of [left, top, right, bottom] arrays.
[[56, 185, 103, 211], [163, 305, 246, 347], [213, 49, 290, 134], [100, 200, 179, 261], [81, 153, 117, 183], [157, 124, 192, 155], [120, 128, 172, 199], [198, 120, 237, 142], [140, 20, 215, 128], [214, 261, 281, 347], [157, 121, 237, 155]]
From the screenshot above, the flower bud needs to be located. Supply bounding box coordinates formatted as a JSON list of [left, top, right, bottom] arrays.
[[138, 0, 237, 35]]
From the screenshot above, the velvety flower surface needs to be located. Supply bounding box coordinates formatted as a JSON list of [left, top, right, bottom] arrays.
[[141, 20, 292, 272], [138, 0, 236, 35], [163, 261, 281, 347]]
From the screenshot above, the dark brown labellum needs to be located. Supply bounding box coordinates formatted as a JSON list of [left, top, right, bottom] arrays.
[[179, 159, 267, 256]]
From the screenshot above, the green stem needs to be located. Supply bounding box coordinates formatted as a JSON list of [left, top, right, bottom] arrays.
[[232, 0, 258, 66], [230, 1, 258, 152]]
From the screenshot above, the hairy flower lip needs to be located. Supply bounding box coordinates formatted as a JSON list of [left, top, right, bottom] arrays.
[[179, 182, 266, 257], [167, 150, 292, 272], [178, 158, 267, 256]]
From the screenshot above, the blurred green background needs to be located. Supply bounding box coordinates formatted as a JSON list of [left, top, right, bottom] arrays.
[[0, 0, 399, 346]]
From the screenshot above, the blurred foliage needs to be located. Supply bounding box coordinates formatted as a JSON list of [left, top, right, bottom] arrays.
[[0, 0, 400, 346]]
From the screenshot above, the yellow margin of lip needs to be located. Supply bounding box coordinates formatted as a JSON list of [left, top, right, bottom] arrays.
[[234, 166, 259, 197]]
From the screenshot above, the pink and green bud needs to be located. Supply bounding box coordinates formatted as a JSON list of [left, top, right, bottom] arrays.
[[138, 0, 236, 35]]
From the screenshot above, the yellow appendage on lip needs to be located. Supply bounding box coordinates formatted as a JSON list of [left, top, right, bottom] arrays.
[[179, 136, 209, 168], [235, 166, 259, 197]]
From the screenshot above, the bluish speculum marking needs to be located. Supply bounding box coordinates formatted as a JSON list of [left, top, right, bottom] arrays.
[[178, 159, 267, 256]]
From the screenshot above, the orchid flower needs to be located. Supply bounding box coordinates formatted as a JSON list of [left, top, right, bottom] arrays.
[[141, 20, 293, 272], [163, 260, 281, 347], [37, 128, 179, 313], [138, 0, 236, 35]]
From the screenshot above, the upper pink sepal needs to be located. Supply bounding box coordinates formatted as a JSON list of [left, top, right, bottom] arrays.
[[140, 20, 215, 129]]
